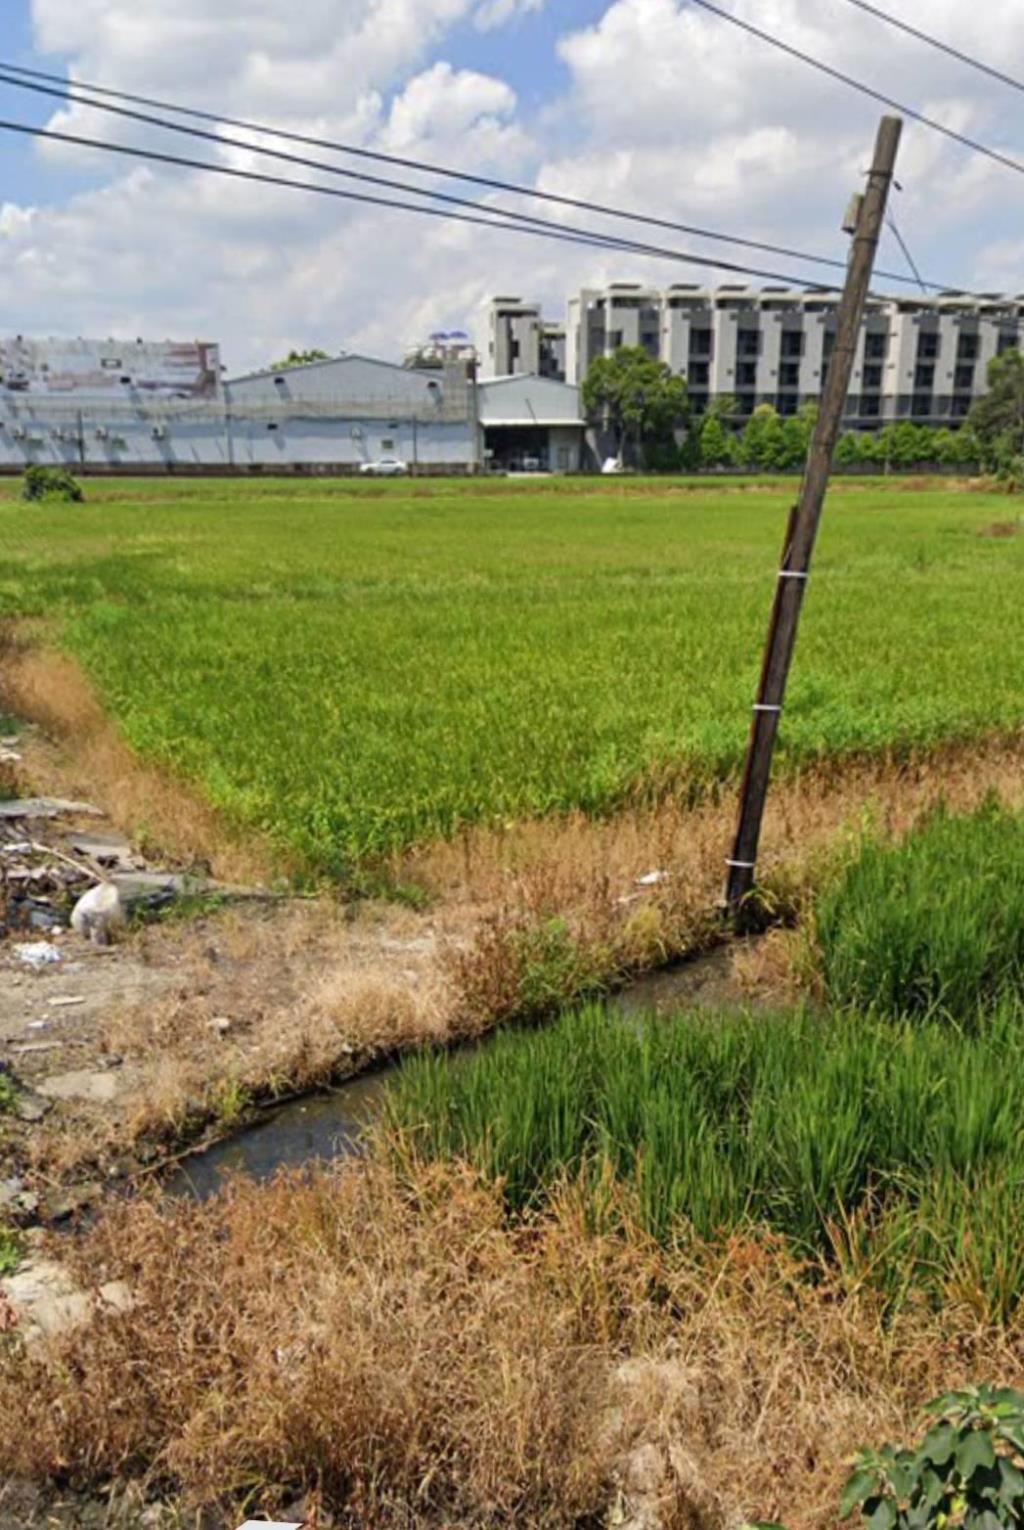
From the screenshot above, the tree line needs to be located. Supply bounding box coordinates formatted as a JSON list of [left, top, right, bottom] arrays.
[[582, 345, 1024, 477]]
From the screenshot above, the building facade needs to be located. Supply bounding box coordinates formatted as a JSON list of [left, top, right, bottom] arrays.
[[526, 284, 1022, 429], [0, 342, 482, 473], [477, 374, 590, 472], [484, 299, 567, 382]]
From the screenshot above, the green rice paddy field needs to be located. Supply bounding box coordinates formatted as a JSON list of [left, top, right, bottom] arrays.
[[1, 474, 1022, 875]]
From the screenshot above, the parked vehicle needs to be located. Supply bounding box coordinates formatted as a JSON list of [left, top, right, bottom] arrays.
[[360, 456, 409, 477]]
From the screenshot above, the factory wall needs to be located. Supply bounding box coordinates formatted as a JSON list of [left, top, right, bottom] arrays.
[[0, 352, 481, 473]]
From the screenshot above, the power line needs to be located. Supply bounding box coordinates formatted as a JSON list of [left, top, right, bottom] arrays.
[[833, 0, 1024, 98], [886, 212, 926, 294], [687, 0, 1024, 182], [0, 117, 853, 288], [0, 68, 849, 284], [0, 55, 939, 289]]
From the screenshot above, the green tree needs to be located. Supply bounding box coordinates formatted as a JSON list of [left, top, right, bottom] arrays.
[[698, 411, 732, 469], [582, 347, 689, 466], [271, 348, 331, 371], [741, 403, 787, 471], [835, 430, 867, 468], [968, 348, 1024, 475]]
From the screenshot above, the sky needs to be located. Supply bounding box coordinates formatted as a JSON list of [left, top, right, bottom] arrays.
[[2, 0, 1024, 373]]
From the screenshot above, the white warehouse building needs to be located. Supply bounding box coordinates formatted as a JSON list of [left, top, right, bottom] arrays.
[[0, 338, 499, 474]]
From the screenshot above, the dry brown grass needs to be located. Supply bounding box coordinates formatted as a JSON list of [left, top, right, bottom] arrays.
[[0, 636, 276, 885], [2, 1157, 1022, 1528], [404, 730, 1024, 1012]]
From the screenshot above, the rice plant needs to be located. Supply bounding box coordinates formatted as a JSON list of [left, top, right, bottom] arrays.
[[3, 475, 1024, 874], [815, 800, 1024, 1022], [386, 999, 1024, 1314]]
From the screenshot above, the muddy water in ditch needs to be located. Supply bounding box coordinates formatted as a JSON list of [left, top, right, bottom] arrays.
[[169, 946, 744, 1201]]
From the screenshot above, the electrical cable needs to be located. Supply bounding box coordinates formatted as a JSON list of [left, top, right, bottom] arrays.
[[0, 54, 942, 288], [832, 0, 1024, 98], [0, 67, 854, 282], [686, 0, 1024, 182], [885, 212, 927, 294], [0, 116, 854, 289]]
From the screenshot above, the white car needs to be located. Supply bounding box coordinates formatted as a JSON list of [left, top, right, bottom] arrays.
[[360, 456, 408, 477]]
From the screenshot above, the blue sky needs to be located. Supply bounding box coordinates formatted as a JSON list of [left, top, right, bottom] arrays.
[[2, 0, 1023, 369]]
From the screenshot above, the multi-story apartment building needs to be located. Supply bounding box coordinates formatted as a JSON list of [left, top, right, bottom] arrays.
[[484, 298, 567, 381], [493, 284, 1022, 430]]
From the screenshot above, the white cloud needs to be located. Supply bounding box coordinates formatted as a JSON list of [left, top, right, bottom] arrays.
[[473, 0, 544, 31], [8, 0, 1024, 370], [384, 62, 519, 149]]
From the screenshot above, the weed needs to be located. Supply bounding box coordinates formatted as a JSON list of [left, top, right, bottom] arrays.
[[0, 1224, 20, 1278], [20, 465, 83, 504], [212, 1077, 252, 1130], [0, 1072, 18, 1116]]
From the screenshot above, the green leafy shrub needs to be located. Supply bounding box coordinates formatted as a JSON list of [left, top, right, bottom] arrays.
[[843, 1386, 1024, 1530], [21, 465, 84, 503], [815, 801, 1024, 1024]]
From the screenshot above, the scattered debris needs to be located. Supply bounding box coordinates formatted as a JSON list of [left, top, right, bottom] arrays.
[[12, 941, 62, 970], [47, 995, 85, 1008], [13, 1091, 52, 1123], [207, 1016, 232, 1035], [0, 798, 104, 821], [635, 870, 669, 887], [0, 1255, 131, 1340], [67, 830, 143, 872], [38, 1069, 123, 1105]]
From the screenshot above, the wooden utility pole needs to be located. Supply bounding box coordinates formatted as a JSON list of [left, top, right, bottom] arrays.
[[724, 114, 902, 916]]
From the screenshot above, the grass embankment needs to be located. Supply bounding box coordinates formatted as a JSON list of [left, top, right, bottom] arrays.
[[2, 474, 1023, 877], [5, 810, 1024, 1522]]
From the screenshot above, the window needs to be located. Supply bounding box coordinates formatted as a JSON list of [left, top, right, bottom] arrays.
[[998, 330, 1019, 354], [911, 393, 932, 418], [779, 362, 800, 388], [954, 364, 975, 391], [862, 363, 883, 389], [781, 331, 804, 359], [860, 396, 881, 419], [689, 329, 713, 358], [823, 332, 837, 359], [609, 329, 623, 350], [510, 339, 520, 360], [737, 361, 758, 387], [952, 395, 972, 418], [914, 363, 935, 390], [641, 332, 659, 357], [864, 332, 888, 360], [381, 438, 395, 451], [957, 333, 979, 361], [688, 361, 710, 387], [736, 393, 756, 415], [777, 393, 799, 416], [917, 332, 940, 360], [737, 329, 761, 358]]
